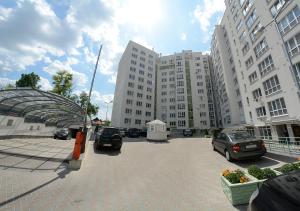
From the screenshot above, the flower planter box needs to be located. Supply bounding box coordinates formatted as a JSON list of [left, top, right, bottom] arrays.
[[220, 174, 259, 205]]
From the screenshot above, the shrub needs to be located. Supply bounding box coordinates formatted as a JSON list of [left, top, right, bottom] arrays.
[[277, 163, 299, 173], [248, 165, 276, 180]]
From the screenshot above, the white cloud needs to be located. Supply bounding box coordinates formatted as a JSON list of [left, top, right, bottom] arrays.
[[108, 73, 117, 84], [132, 36, 154, 50], [43, 59, 87, 87], [193, 0, 225, 32], [0, 0, 82, 71], [180, 33, 187, 41], [0, 77, 16, 88], [91, 90, 114, 119], [38, 76, 52, 91]]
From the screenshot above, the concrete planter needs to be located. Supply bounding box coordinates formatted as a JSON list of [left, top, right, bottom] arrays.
[[220, 174, 258, 205]]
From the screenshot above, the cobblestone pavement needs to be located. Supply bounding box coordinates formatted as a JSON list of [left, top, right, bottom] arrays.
[[0, 138, 74, 162], [0, 137, 296, 211]]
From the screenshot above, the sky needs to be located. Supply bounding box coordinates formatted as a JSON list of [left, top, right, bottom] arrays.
[[0, 0, 225, 120]]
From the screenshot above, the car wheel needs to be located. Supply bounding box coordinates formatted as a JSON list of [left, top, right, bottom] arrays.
[[113, 145, 121, 150], [225, 150, 232, 162]]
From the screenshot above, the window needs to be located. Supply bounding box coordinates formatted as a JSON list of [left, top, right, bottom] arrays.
[[136, 101, 142, 106], [125, 108, 132, 114], [242, 0, 253, 16], [236, 20, 243, 32], [7, 119, 13, 126], [147, 80, 152, 85], [138, 77, 144, 82], [250, 22, 263, 42], [252, 88, 262, 100], [161, 91, 167, 96], [178, 103, 185, 110], [162, 85, 167, 89], [170, 98, 175, 102], [256, 106, 267, 117], [236, 89, 240, 96], [132, 53, 138, 58], [178, 120, 186, 127], [130, 67, 136, 72], [177, 74, 184, 79], [127, 90, 134, 96], [124, 118, 131, 124], [178, 112, 185, 118], [263, 75, 281, 95], [268, 98, 288, 116], [285, 33, 300, 57], [177, 95, 185, 101], [246, 9, 257, 29], [293, 62, 300, 87], [177, 81, 184, 86], [169, 77, 175, 82], [278, 6, 300, 34], [141, 51, 146, 55], [135, 119, 141, 125], [146, 103, 151, 108], [198, 89, 204, 94], [245, 56, 254, 69], [132, 47, 138, 52], [169, 71, 175, 75], [129, 74, 135, 80], [161, 98, 167, 103], [197, 82, 203, 86], [258, 55, 275, 76], [136, 110, 142, 115], [249, 71, 258, 83], [139, 70, 144, 75], [162, 72, 167, 76], [126, 99, 133, 105], [177, 88, 184, 94], [170, 113, 176, 118], [170, 121, 176, 127], [242, 42, 250, 55], [162, 78, 167, 82], [131, 60, 137, 65], [254, 38, 268, 58], [145, 111, 151, 117], [140, 57, 145, 62], [148, 66, 153, 71], [138, 85, 143, 90], [170, 105, 175, 110], [147, 87, 152, 92], [137, 93, 143, 98], [270, 0, 288, 17], [128, 82, 134, 88], [146, 95, 152, 100]]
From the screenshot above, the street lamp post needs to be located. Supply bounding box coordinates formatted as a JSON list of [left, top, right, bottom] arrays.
[[105, 100, 113, 122]]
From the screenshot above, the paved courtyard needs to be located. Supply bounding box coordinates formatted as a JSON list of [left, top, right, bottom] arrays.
[[0, 137, 297, 211]]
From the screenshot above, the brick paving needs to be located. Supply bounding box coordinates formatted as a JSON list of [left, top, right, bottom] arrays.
[[0, 137, 296, 211]]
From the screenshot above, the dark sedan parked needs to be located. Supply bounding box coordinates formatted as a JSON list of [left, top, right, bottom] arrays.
[[127, 128, 140, 138], [212, 131, 266, 161], [54, 128, 70, 140], [183, 129, 193, 137], [95, 127, 122, 150]]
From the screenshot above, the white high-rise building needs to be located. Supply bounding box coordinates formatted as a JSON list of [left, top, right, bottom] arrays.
[[111, 41, 158, 129], [211, 0, 300, 138], [112, 41, 216, 132]]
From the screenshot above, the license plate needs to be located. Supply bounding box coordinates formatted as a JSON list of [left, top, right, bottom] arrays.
[[103, 144, 111, 146], [246, 144, 257, 149]]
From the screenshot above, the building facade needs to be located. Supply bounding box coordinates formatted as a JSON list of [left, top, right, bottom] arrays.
[[211, 0, 300, 138], [112, 41, 216, 131], [111, 41, 158, 129]]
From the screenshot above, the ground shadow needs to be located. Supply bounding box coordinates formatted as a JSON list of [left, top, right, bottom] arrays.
[[234, 156, 280, 168], [93, 143, 121, 156], [265, 152, 297, 163], [122, 137, 147, 142], [0, 167, 71, 207], [147, 140, 170, 144]]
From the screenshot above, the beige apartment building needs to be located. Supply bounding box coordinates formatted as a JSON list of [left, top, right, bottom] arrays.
[[211, 0, 300, 139]]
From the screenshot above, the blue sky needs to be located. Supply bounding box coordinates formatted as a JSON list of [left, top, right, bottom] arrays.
[[0, 0, 225, 119]]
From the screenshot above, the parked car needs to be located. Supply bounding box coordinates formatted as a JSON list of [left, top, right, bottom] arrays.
[[212, 130, 266, 161], [54, 128, 70, 140], [127, 128, 140, 138], [139, 127, 147, 137], [95, 127, 122, 150], [183, 129, 193, 136], [248, 170, 300, 211]]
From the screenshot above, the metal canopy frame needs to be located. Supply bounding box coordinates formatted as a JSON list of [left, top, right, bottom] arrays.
[[0, 88, 86, 127]]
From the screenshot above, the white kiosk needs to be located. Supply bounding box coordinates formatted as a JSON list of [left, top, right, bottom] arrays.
[[146, 120, 167, 141]]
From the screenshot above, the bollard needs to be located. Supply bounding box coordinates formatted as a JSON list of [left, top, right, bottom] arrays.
[[72, 132, 84, 160]]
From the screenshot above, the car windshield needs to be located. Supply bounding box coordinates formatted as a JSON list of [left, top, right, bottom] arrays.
[[102, 128, 119, 135], [228, 132, 253, 141]]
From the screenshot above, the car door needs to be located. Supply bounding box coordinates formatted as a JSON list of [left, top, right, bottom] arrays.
[[216, 133, 228, 153]]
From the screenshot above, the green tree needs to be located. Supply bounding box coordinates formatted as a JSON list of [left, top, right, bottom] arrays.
[[16, 72, 40, 89], [3, 84, 15, 90], [78, 91, 99, 117], [52, 70, 73, 97]]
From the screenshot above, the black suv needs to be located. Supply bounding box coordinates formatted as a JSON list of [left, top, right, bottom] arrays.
[[95, 127, 122, 150]]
